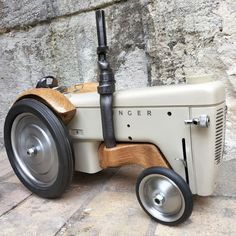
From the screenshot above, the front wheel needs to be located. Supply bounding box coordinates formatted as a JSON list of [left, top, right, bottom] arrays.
[[136, 167, 193, 226], [4, 98, 74, 198]]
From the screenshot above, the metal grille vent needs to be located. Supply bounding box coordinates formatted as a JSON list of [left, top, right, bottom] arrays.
[[215, 108, 224, 164]]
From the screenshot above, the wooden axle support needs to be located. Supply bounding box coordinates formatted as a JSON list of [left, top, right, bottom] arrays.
[[99, 143, 170, 169]]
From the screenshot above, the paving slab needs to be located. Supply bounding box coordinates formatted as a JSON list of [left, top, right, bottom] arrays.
[[58, 190, 151, 236], [0, 170, 117, 236], [155, 196, 236, 236], [0, 175, 31, 216], [104, 165, 143, 193], [0, 148, 235, 236], [57, 165, 149, 236], [214, 159, 236, 197], [0, 150, 31, 215]]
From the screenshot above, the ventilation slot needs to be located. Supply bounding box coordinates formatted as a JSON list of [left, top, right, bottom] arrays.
[[215, 108, 224, 165]]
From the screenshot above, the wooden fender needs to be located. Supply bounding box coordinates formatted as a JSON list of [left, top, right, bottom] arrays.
[[99, 143, 170, 169], [17, 88, 76, 124]]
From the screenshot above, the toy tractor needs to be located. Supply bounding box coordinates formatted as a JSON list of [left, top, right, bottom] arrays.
[[4, 10, 226, 226]]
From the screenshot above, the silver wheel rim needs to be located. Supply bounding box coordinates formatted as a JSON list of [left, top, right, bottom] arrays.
[[11, 113, 59, 187], [139, 174, 185, 223]]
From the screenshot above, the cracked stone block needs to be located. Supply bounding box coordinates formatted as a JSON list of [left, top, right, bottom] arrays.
[[0, 0, 235, 162], [0, 0, 124, 32]]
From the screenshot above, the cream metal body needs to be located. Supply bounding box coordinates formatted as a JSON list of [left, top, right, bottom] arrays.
[[66, 81, 226, 196]]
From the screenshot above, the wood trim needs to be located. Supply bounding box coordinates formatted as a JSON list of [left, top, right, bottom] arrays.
[[17, 88, 76, 124], [99, 143, 170, 169]]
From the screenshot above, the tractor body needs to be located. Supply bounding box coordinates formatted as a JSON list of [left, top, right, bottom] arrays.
[[67, 80, 225, 196]]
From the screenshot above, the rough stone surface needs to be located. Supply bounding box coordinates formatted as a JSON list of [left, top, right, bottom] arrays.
[[0, 0, 124, 33], [0, 0, 236, 153]]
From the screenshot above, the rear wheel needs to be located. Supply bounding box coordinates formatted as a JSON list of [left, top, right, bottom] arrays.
[[4, 98, 74, 198], [136, 167, 193, 226]]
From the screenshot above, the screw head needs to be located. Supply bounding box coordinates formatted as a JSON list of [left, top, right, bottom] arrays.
[[154, 193, 165, 206], [27, 147, 38, 157]]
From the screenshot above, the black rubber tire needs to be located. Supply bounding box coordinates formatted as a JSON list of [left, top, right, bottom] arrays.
[[136, 167, 193, 226], [4, 98, 74, 198]]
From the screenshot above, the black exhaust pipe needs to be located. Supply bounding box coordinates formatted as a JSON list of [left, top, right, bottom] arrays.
[[95, 10, 116, 148]]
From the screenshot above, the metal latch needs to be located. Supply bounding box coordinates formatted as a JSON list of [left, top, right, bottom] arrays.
[[184, 114, 210, 128]]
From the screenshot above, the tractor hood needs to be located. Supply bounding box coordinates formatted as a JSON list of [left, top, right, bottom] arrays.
[[66, 81, 225, 108]]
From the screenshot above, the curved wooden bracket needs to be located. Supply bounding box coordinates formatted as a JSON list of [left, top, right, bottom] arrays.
[[99, 143, 170, 169], [17, 88, 76, 124]]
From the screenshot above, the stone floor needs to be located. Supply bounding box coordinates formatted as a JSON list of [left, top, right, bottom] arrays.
[[0, 149, 235, 236]]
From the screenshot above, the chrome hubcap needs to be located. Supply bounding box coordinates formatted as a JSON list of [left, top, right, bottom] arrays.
[[139, 174, 185, 222], [26, 146, 38, 157], [154, 193, 165, 206], [11, 113, 59, 187]]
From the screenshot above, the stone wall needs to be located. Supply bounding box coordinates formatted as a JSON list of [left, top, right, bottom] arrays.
[[0, 0, 235, 160]]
